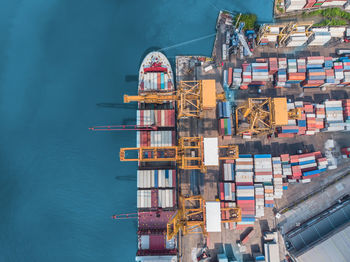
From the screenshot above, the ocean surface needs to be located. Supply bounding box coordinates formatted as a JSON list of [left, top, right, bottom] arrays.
[[0, 1, 272, 261]]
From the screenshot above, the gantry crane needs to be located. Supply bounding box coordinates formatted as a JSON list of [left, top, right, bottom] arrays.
[[166, 195, 241, 240], [235, 97, 301, 136], [124, 79, 226, 119], [279, 21, 314, 46], [120, 136, 239, 173], [257, 22, 314, 46]]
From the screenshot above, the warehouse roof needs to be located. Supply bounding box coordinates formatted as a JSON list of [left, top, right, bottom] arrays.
[[204, 137, 219, 166], [272, 97, 288, 126], [202, 79, 216, 109], [286, 199, 350, 258], [206, 201, 221, 232], [297, 223, 350, 262]]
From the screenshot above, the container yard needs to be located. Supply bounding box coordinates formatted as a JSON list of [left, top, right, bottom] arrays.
[[111, 7, 350, 262]]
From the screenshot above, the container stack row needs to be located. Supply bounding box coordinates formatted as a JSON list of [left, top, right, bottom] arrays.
[[221, 152, 329, 228], [308, 28, 332, 46], [255, 184, 265, 218], [285, 0, 348, 12], [217, 102, 232, 137], [137, 233, 176, 256], [241, 63, 252, 89], [233, 68, 242, 87], [235, 155, 255, 229], [137, 109, 175, 127], [289, 152, 327, 183], [277, 99, 350, 137], [137, 169, 176, 188], [233, 56, 350, 89], [254, 154, 273, 183], [251, 62, 269, 83], [344, 99, 350, 126], [137, 130, 176, 147], [324, 100, 346, 131], [137, 189, 176, 209], [264, 185, 274, 208], [272, 157, 283, 199], [140, 72, 171, 92]]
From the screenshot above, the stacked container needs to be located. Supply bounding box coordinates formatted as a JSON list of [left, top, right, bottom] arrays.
[[285, 0, 307, 11], [141, 72, 171, 92], [254, 154, 273, 183], [264, 185, 274, 208], [236, 185, 255, 228], [269, 58, 278, 75], [281, 154, 292, 179], [285, 27, 309, 47], [324, 69, 335, 86], [329, 27, 346, 37], [251, 62, 269, 82], [217, 102, 232, 137], [241, 63, 252, 89], [137, 109, 175, 128], [272, 157, 283, 199], [255, 184, 265, 218], [341, 147, 350, 158], [321, 0, 347, 7], [297, 58, 306, 72], [276, 69, 287, 88], [235, 155, 255, 229], [334, 62, 344, 84], [308, 30, 331, 46], [223, 69, 228, 88], [228, 68, 233, 87], [288, 59, 297, 73], [137, 130, 175, 147], [290, 152, 327, 182], [343, 99, 350, 130], [304, 0, 317, 8], [324, 100, 345, 131], [137, 189, 176, 209], [137, 170, 176, 188], [220, 182, 236, 201], [233, 68, 242, 88]]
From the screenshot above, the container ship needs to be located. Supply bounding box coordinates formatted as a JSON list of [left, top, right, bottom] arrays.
[[135, 52, 178, 262]]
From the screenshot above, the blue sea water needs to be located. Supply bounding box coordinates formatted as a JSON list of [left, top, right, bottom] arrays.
[[0, 1, 272, 261]]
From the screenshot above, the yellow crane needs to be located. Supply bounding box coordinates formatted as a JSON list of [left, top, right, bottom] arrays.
[[257, 22, 314, 46], [120, 136, 239, 173], [166, 195, 241, 240], [235, 97, 301, 136], [124, 79, 226, 119]]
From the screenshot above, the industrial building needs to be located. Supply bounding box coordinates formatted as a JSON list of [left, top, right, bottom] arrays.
[[285, 197, 350, 261]]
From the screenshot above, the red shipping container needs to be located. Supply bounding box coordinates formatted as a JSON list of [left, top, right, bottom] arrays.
[[228, 68, 233, 86], [220, 183, 225, 200], [151, 189, 158, 208], [149, 235, 165, 250], [255, 171, 273, 176]]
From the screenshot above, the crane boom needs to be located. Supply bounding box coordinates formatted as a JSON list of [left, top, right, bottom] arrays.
[[89, 124, 157, 131]]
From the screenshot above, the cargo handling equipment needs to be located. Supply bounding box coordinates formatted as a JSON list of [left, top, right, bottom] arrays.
[[119, 136, 238, 173], [235, 97, 301, 136], [166, 195, 241, 241], [123, 79, 226, 119]]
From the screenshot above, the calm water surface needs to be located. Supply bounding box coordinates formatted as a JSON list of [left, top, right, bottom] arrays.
[[0, 1, 272, 261]]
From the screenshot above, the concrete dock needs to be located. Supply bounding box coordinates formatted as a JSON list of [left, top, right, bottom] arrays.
[[175, 11, 350, 262]]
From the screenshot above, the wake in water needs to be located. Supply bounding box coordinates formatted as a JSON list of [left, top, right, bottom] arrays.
[[158, 33, 216, 51]]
